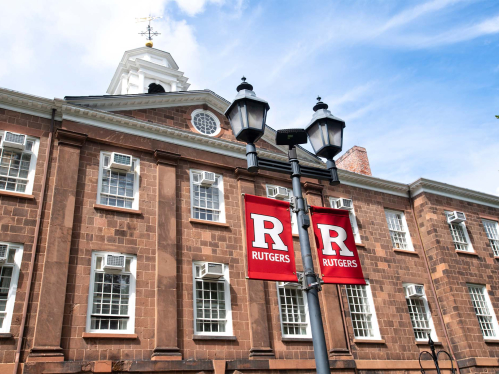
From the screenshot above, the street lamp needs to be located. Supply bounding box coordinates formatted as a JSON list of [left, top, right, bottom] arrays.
[[419, 334, 456, 374], [225, 77, 270, 172], [225, 79, 344, 374], [305, 97, 345, 185]]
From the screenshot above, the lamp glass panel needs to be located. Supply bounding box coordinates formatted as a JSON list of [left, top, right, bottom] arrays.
[[228, 104, 243, 136], [306, 122, 324, 154], [246, 100, 266, 131], [326, 121, 343, 147]]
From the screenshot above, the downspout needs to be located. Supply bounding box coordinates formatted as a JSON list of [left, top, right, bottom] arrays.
[[13, 108, 56, 374], [408, 187, 460, 373]]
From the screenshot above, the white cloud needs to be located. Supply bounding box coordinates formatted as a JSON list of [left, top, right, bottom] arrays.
[[170, 0, 225, 16]]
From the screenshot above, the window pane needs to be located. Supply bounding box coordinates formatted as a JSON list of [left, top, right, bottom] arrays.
[[194, 266, 227, 334], [468, 285, 497, 338], [277, 283, 308, 337], [345, 284, 376, 338], [191, 172, 222, 222]]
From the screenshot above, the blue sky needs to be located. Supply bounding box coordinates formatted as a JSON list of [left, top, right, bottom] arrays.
[[1, 0, 498, 194]]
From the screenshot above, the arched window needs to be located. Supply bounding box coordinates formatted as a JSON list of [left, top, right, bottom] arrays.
[[148, 83, 165, 94]]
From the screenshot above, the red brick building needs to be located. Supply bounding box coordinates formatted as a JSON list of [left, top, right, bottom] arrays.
[[1, 46, 499, 374]]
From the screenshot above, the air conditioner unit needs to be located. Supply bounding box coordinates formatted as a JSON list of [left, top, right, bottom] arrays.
[[406, 284, 424, 298], [269, 187, 289, 200], [282, 273, 304, 288], [1, 132, 26, 150], [0, 244, 8, 263], [447, 211, 466, 224], [199, 171, 216, 187], [109, 152, 133, 171], [103, 254, 125, 271], [335, 198, 353, 210], [200, 262, 224, 279]]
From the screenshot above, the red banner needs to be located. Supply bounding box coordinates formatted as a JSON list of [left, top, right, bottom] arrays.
[[244, 194, 298, 282], [310, 206, 366, 285]]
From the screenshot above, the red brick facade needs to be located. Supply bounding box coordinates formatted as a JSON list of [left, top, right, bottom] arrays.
[[1, 90, 499, 374]]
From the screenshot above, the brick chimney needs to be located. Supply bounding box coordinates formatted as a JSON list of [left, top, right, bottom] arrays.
[[336, 146, 372, 176]]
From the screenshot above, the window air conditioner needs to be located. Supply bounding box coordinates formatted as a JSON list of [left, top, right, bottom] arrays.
[[109, 152, 133, 171], [335, 198, 353, 210], [0, 244, 8, 263], [447, 211, 466, 224], [200, 262, 224, 279], [406, 284, 424, 298], [269, 186, 289, 200], [199, 171, 216, 187], [103, 254, 125, 271], [1, 132, 26, 150], [282, 273, 303, 288]]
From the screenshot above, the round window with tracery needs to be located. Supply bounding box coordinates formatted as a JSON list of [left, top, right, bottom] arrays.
[[192, 111, 220, 136]]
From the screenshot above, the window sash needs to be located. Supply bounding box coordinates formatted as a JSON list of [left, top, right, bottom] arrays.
[[193, 263, 232, 336], [385, 210, 411, 250], [483, 220, 499, 256], [0, 133, 38, 194], [345, 282, 380, 339], [86, 252, 136, 334], [468, 285, 498, 338], [0, 243, 22, 333], [277, 279, 310, 338], [97, 152, 139, 210], [404, 285, 436, 341], [190, 171, 224, 223]]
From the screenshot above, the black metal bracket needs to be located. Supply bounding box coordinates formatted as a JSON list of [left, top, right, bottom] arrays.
[[257, 157, 332, 181], [303, 272, 323, 292]]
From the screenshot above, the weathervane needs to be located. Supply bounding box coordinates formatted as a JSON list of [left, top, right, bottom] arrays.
[[136, 16, 162, 48]]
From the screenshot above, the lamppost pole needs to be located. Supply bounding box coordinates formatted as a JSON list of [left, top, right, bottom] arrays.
[[289, 146, 330, 374], [225, 79, 345, 374]]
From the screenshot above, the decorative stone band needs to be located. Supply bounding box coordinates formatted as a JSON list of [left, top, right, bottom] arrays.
[[55, 128, 87, 148]]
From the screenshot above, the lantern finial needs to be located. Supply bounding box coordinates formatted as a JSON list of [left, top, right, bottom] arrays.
[[313, 96, 328, 112], [237, 77, 253, 92]]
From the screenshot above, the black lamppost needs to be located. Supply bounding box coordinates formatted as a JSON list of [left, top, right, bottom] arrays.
[[419, 335, 456, 374], [225, 78, 346, 374]]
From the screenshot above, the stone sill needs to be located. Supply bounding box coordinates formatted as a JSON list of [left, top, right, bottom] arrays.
[[356, 243, 366, 247], [484, 339, 499, 344], [189, 218, 230, 228], [94, 204, 142, 215], [82, 332, 138, 339], [494, 256, 499, 260], [282, 337, 313, 342], [353, 339, 386, 344], [192, 335, 236, 341], [393, 248, 419, 255], [0, 333, 13, 338], [455, 250, 478, 256], [416, 340, 442, 346], [0, 190, 35, 200]]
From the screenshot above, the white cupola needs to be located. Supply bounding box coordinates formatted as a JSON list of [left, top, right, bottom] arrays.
[[107, 47, 190, 95]]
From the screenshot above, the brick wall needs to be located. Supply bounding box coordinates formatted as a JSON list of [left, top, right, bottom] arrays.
[[336, 146, 372, 176], [2, 104, 499, 373]]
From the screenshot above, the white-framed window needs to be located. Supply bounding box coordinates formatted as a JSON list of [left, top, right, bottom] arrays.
[[445, 211, 473, 252], [467, 284, 499, 339], [330, 197, 361, 243], [86, 251, 137, 334], [403, 283, 437, 341], [482, 219, 499, 257], [0, 131, 39, 194], [191, 109, 221, 136], [193, 262, 232, 336], [345, 280, 381, 340], [276, 273, 310, 338], [266, 184, 298, 234], [0, 242, 23, 333], [385, 209, 414, 251], [190, 170, 225, 223], [97, 152, 140, 210]]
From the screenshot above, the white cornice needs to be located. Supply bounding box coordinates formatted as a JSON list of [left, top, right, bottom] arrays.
[[0, 87, 60, 120], [410, 178, 499, 209], [338, 169, 410, 197], [66, 91, 229, 115]]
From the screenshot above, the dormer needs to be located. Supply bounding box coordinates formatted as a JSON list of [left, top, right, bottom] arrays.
[[107, 47, 190, 95]]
